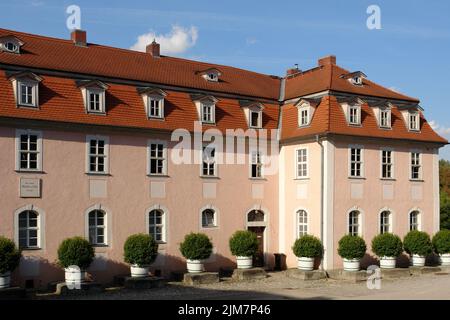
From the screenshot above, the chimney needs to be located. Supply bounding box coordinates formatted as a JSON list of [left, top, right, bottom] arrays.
[[286, 64, 300, 76], [146, 40, 160, 58], [71, 29, 87, 46], [318, 55, 336, 67]]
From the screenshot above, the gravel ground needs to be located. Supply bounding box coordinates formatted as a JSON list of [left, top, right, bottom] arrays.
[[34, 269, 450, 300]]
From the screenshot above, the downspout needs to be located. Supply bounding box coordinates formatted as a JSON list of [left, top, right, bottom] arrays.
[[316, 134, 324, 271]]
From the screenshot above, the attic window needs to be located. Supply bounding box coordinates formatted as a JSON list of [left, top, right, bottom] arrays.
[[352, 76, 363, 85], [409, 112, 420, 131], [207, 73, 218, 82], [5, 42, 18, 53], [348, 105, 361, 125], [199, 69, 221, 82]]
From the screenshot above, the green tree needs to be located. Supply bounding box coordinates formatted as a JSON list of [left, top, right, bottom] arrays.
[[440, 160, 450, 230]]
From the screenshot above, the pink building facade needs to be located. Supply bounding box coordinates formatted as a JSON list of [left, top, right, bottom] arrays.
[[0, 28, 446, 287]]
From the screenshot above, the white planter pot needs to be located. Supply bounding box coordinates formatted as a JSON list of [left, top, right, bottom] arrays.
[[439, 253, 450, 266], [0, 272, 11, 289], [343, 258, 361, 272], [64, 267, 86, 286], [297, 257, 314, 271], [187, 259, 204, 273], [130, 265, 149, 278], [236, 256, 253, 269], [411, 254, 426, 267], [379, 256, 397, 269]]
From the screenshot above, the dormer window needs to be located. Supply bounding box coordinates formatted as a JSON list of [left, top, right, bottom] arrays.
[[9, 72, 43, 109], [341, 71, 367, 86], [138, 87, 167, 120], [0, 36, 23, 54], [198, 68, 221, 82], [77, 80, 109, 115], [201, 101, 215, 123], [409, 112, 420, 131], [352, 76, 362, 85], [379, 108, 391, 128], [348, 105, 361, 125], [299, 106, 310, 127], [249, 110, 262, 128]]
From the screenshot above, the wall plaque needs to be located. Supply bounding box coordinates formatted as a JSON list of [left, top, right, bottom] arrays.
[[20, 178, 41, 198]]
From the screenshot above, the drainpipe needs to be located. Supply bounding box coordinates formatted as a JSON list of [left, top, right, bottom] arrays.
[[316, 134, 325, 271]]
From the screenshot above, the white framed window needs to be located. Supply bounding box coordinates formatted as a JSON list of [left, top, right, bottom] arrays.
[[250, 150, 263, 178], [298, 107, 310, 127], [148, 96, 164, 119], [349, 147, 363, 178], [207, 73, 218, 82], [348, 210, 361, 236], [296, 148, 308, 179], [15, 129, 43, 172], [86, 136, 109, 174], [149, 209, 166, 243], [297, 210, 308, 238], [86, 88, 105, 113], [4, 41, 19, 53], [201, 101, 215, 124], [351, 76, 363, 85], [379, 211, 392, 234], [249, 110, 262, 128], [18, 81, 38, 107], [381, 149, 394, 179], [348, 105, 361, 125], [248, 210, 265, 222], [409, 112, 420, 131], [410, 152, 421, 180], [409, 210, 421, 231], [380, 108, 391, 128], [148, 140, 167, 175], [88, 209, 107, 246], [18, 210, 40, 249], [201, 209, 217, 228], [202, 145, 217, 177]]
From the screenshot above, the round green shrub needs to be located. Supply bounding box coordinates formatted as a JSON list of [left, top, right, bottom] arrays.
[[57, 237, 95, 269], [0, 237, 21, 274], [229, 230, 258, 257], [371, 233, 403, 257], [179, 233, 213, 260], [124, 234, 159, 266], [432, 230, 450, 254], [403, 230, 433, 256], [292, 235, 323, 258], [337, 235, 367, 260]]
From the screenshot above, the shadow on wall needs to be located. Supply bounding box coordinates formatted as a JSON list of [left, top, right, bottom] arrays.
[[12, 256, 63, 289]]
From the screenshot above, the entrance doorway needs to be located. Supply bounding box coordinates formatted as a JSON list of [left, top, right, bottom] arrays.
[[247, 226, 265, 267]]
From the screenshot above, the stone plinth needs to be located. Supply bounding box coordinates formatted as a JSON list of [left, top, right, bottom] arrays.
[[183, 272, 220, 285], [232, 268, 267, 281]]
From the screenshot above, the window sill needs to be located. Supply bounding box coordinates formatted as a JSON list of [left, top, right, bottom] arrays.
[[85, 172, 111, 176], [410, 179, 424, 182], [87, 111, 107, 116], [294, 177, 310, 181], [297, 124, 311, 129], [348, 176, 366, 180], [92, 244, 109, 248], [348, 123, 362, 127], [379, 126, 392, 130], [147, 174, 170, 178], [201, 226, 219, 230], [15, 170, 45, 174], [148, 116, 165, 121], [200, 175, 220, 180], [380, 178, 396, 181], [19, 247, 41, 251], [249, 177, 266, 181], [201, 122, 216, 126], [17, 104, 39, 109]]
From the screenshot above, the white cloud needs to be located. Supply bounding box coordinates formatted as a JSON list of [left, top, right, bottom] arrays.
[[429, 121, 450, 137], [246, 37, 258, 45], [130, 25, 198, 55]]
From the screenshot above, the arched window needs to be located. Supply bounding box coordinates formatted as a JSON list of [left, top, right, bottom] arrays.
[[409, 211, 421, 231], [149, 209, 165, 242], [247, 210, 265, 222], [348, 210, 360, 236], [297, 210, 308, 238], [202, 209, 216, 228], [88, 210, 106, 245], [380, 211, 392, 234], [18, 210, 39, 249]]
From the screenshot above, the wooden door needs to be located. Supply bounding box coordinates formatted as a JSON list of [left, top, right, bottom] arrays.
[[248, 226, 265, 267]]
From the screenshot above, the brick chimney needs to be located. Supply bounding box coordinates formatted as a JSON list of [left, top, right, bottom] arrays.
[[71, 29, 87, 46], [146, 40, 160, 58], [286, 64, 300, 76], [318, 55, 336, 67]]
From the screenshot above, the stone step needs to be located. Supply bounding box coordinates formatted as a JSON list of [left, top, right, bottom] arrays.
[[183, 272, 220, 285], [55, 281, 103, 295], [326, 269, 368, 282], [232, 268, 267, 281], [287, 268, 327, 281]]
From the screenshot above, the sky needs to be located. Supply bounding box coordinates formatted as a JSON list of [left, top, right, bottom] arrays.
[[1, 0, 449, 159]]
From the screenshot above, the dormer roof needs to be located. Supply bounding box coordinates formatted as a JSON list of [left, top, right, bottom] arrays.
[[76, 79, 109, 90]]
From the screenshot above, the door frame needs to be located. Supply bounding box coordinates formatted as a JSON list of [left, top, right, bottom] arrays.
[[245, 206, 269, 268]]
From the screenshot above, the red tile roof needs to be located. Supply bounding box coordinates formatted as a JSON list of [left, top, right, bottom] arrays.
[[281, 95, 447, 144], [0, 28, 281, 100], [0, 71, 280, 132], [285, 64, 419, 102]]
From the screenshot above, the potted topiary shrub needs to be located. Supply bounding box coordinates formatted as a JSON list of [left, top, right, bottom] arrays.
[[371, 233, 403, 269], [337, 235, 367, 271], [179, 233, 213, 273], [432, 230, 450, 266], [229, 230, 259, 269], [124, 233, 159, 277], [292, 235, 323, 271], [403, 230, 433, 267], [57, 237, 95, 286], [0, 237, 21, 289]]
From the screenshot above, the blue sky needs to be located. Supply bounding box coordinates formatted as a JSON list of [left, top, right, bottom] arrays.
[[1, 0, 449, 159]]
